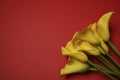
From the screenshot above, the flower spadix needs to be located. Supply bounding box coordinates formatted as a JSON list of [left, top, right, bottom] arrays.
[[60, 57, 89, 76], [97, 12, 115, 42], [61, 41, 88, 62]]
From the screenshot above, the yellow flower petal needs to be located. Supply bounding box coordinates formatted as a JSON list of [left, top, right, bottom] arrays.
[[61, 41, 88, 62], [66, 41, 78, 53], [89, 23, 109, 54], [97, 12, 115, 41], [76, 41, 100, 56], [72, 26, 100, 45], [60, 57, 89, 76]]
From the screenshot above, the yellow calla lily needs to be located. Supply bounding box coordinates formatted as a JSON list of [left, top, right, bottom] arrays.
[[89, 23, 109, 54], [61, 41, 88, 62], [72, 25, 100, 45], [71, 30, 100, 56], [97, 12, 115, 42], [60, 57, 89, 76], [76, 41, 100, 56]]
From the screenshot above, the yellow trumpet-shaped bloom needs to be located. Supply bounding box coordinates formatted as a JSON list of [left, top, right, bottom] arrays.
[[60, 57, 89, 76], [97, 12, 115, 42], [76, 41, 100, 56], [72, 25, 100, 45], [89, 23, 109, 54], [61, 41, 88, 62]]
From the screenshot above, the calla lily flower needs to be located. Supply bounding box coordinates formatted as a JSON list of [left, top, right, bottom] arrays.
[[60, 11, 120, 79], [61, 41, 88, 62], [60, 57, 89, 76], [96, 12, 115, 42], [89, 23, 109, 54], [76, 41, 100, 56], [71, 29, 100, 56], [72, 25, 100, 45]]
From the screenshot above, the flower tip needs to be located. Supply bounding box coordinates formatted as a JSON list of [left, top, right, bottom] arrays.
[[61, 47, 69, 56], [72, 31, 81, 43], [60, 69, 65, 76], [72, 31, 79, 39]]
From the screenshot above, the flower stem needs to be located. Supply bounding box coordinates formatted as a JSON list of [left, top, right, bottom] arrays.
[[100, 45, 120, 70], [108, 40, 120, 56], [96, 54, 119, 72], [94, 63, 120, 76], [89, 67, 98, 71], [88, 59, 120, 76], [87, 60, 117, 80]]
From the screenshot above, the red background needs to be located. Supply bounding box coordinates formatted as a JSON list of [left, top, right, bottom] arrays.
[[1, 0, 120, 80]]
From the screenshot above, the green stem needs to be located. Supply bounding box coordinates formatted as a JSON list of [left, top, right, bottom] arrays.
[[100, 45, 120, 70], [88, 58, 120, 76], [87, 60, 117, 80], [89, 67, 98, 71], [89, 67, 120, 76], [96, 54, 119, 72], [107, 53, 120, 70], [94, 63, 120, 76], [108, 40, 120, 56]]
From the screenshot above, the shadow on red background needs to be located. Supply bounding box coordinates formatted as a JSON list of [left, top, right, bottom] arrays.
[[0, 0, 120, 80]]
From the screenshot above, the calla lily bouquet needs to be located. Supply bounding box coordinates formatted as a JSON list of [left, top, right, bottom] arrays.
[[60, 12, 120, 80]]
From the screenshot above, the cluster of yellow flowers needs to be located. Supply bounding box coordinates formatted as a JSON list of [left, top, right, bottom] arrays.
[[60, 12, 120, 80]]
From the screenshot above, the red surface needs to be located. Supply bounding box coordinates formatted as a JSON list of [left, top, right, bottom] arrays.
[[0, 0, 120, 80]]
